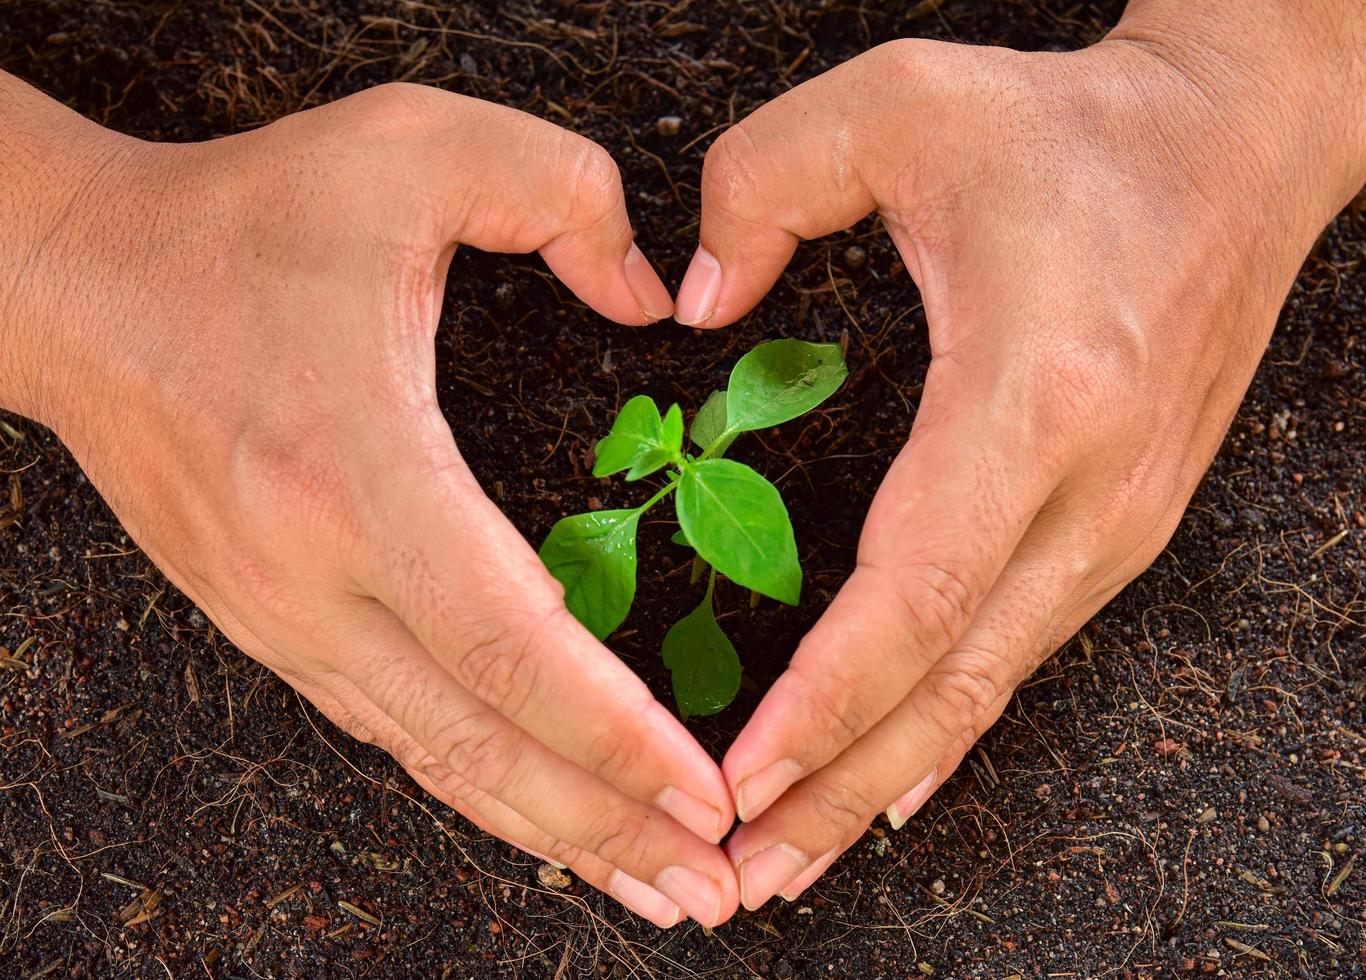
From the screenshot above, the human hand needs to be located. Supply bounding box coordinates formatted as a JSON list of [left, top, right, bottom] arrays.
[[0, 78, 739, 927], [672, 5, 1365, 910]]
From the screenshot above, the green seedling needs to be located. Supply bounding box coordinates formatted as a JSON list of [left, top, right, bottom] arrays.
[[539, 339, 848, 717]]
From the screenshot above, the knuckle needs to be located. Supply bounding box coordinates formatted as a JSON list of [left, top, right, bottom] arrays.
[[789, 663, 865, 745], [806, 777, 878, 834], [580, 719, 646, 784], [231, 434, 359, 550], [537, 837, 586, 869], [922, 656, 1009, 743], [347, 81, 443, 131], [429, 715, 521, 796], [868, 37, 927, 76], [701, 122, 766, 222], [944, 723, 981, 773], [888, 561, 975, 647], [325, 702, 381, 748], [455, 607, 559, 719], [558, 133, 624, 225], [1032, 321, 1151, 445], [582, 805, 651, 869]]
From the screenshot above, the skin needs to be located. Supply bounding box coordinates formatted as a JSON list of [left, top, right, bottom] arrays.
[[671, 0, 1365, 911], [1, 0, 1361, 931], [0, 77, 738, 929]]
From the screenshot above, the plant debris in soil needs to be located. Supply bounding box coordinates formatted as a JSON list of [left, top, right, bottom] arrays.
[[1, 1, 1362, 977]]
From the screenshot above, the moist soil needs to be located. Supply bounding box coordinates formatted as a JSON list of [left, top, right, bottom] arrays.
[[1, 1, 1362, 977]]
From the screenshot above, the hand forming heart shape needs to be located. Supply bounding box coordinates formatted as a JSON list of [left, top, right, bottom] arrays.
[[1, 3, 1360, 930]]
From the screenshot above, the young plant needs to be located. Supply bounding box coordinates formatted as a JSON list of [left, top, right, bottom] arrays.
[[539, 339, 848, 717]]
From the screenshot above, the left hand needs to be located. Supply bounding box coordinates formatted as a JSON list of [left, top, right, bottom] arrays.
[[672, 13, 1364, 910]]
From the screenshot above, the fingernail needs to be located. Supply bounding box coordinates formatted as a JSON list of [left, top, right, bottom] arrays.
[[623, 243, 674, 321], [608, 868, 682, 928], [656, 866, 723, 927], [738, 842, 808, 911], [779, 846, 839, 902], [656, 785, 727, 843], [735, 758, 803, 823], [886, 767, 937, 831], [673, 245, 722, 325]]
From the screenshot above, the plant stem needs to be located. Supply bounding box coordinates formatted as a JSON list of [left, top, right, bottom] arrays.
[[632, 477, 678, 517], [695, 433, 735, 463]]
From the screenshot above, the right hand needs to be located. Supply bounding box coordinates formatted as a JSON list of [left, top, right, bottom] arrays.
[[1, 78, 737, 927]]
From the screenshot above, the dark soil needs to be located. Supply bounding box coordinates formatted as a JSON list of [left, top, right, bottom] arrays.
[[1, 1, 1363, 977]]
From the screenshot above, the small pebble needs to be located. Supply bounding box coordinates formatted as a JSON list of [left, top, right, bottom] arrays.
[[115, 618, 130, 632], [655, 115, 682, 137], [537, 864, 571, 889], [931, 878, 945, 895], [1257, 815, 1270, 832], [843, 245, 867, 270]]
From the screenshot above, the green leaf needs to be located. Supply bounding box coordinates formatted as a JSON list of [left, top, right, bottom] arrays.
[[690, 389, 736, 456], [725, 339, 847, 434], [539, 509, 640, 639], [592, 395, 682, 481], [625, 403, 684, 481], [662, 577, 741, 717], [675, 459, 800, 604], [670, 528, 692, 548]]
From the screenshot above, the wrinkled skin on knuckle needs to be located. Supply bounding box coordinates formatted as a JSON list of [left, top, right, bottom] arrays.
[[562, 136, 624, 223], [805, 775, 880, 835], [579, 716, 647, 785], [304, 687, 384, 748], [887, 560, 976, 650], [429, 714, 523, 800], [453, 605, 567, 720], [580, 804, 652, 871], [920, 654, 1010, 747], [1019, 323, 1152, 460], [701, 121, 768, 227], [785, 658, 866, 745]]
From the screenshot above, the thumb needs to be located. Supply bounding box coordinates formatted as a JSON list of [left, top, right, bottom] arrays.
[[345, 83, 674, 325], [675, 40, 966, 327]]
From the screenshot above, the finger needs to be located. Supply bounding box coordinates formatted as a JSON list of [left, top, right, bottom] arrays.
[[721, 362, 1060, 824], [319, 602, 739, 927], [341, 84, 672, 324], [352, 457, 735, 845], [725, 523, 1107, 910], [675, 40, 966, 326], [405, 764, 690, 929], [298, 674, 688, 928]]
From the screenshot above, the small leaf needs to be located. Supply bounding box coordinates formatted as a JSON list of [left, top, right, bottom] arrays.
[[670, 528, 692, 548], [675, 459, 799, 604], [726, 339, 847, 434], [539, 510, 640, 639], [662, 578, 741, 717], [625, 403, 684, 480], [690, 390, 736, 455], [592, 396, 681, 481]]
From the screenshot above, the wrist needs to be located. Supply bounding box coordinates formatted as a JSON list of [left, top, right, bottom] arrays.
[[0, 72, 142, 431], [1105, 2, 1365, 212]]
